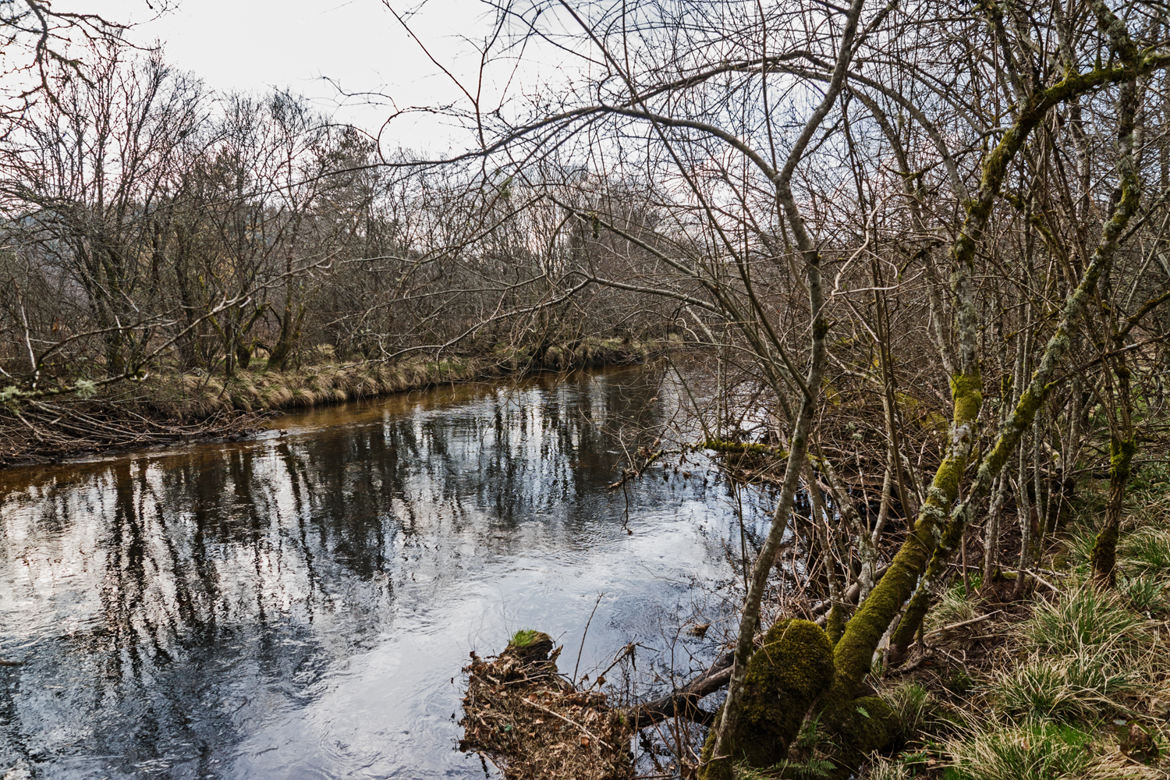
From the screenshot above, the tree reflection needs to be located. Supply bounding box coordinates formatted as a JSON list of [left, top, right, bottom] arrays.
[[0, 368, 704, 777]]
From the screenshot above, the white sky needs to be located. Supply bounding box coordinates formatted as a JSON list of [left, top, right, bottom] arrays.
[[63, 0, 557, 154]]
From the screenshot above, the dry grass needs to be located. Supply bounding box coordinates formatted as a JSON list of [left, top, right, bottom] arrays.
[[149, 338, 653, 418], [941, 719, 1162, 780], [1, 338, 654, 467]]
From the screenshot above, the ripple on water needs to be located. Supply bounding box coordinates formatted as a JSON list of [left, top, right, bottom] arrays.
[[0, 368, 766, 778]]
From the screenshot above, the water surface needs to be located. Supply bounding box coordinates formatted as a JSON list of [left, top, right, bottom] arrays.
[[0, 368, 756, 778]]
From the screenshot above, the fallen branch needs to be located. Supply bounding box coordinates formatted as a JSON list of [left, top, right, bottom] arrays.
[[626, 651, 733, 728]]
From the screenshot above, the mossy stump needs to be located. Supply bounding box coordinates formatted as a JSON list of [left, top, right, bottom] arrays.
[[708, 619, 836, 771], [507, 629, 556, 663]]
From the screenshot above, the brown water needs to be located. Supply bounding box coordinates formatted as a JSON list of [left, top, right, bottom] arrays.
[[0, 367, 762, 778]]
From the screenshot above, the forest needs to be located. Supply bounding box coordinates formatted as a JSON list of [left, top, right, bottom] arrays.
[[2, 0, 1170, 779]]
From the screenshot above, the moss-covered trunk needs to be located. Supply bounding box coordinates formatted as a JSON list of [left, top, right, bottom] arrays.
[[835, 15, 1152, 684], [888, 31, 1144, 655], [699, 0, 863, 773], [1091, 344, 1137, 588], [1090, 436, 1135, 583]]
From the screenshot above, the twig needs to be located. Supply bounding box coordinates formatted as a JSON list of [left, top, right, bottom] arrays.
[[922, 609, 1002, 640], [607, 448, 665, 490], [572, 593, 605, 685], [519, 696, 614, 750], [1024, 569, 1063, 594], [590, 643, 635, 691]]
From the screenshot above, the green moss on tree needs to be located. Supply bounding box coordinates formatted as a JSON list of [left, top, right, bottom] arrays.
[[1092, 437, 1137, 582], [704, 620, 835, 772], [949, 373, 983, 429], [703, 439, 789, 458], [825, 694, 898, 771], [1109, 438, 1137, 481]]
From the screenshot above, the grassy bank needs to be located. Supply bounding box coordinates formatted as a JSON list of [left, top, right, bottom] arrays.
[[764, 465, 1170, 780], [0, 337, 656, 468], [150, 337, 653, 417]]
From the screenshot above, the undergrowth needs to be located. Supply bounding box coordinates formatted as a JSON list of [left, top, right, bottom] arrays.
[[856, 464, 1170, 780]]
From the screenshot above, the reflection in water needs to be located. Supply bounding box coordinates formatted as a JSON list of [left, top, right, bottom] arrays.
[[0, 369, 763, 778]]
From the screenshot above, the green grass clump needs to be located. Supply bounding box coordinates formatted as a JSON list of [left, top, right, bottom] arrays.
[[942, 720, 1093, 780], [977, 584, 1150, 724], [1120, 574, 1169, 615], [1057, 521, 1099, 572], [509, 629, 542, 648], [260, 385, 294, 407], [924, 582, 980, 633], [991, 653, 1139, 722], [1128, 460, 1170, 497], [1120, 527, 1170, 576], [290, 386, 317, 407], [865, 757, 913, 780], [880, 682, 952, 744], [1023, 585, 1144, 655]]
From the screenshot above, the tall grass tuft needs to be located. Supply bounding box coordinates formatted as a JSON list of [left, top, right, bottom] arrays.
[[879, 682, 953, 743], [943, 720, 1093, 780], [924, 581, 979, 633], [1024, 585, 1145, 655], [1119, 574, 1169, 615], [1120, 527, 1170, 576], [864, 758, 911, 780], [991, 652, 1139, 721]]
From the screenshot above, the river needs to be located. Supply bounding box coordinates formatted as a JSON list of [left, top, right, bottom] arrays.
[[0, 367, 763, 778]]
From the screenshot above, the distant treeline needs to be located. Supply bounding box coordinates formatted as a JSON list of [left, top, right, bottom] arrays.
[[0, 48, 670, 392]]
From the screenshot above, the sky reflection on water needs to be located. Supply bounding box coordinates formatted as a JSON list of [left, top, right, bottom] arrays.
[[0, 368, 765, 778]]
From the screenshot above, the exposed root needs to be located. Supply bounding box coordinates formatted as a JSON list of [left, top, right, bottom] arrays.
[[0, 396, 256, 467]]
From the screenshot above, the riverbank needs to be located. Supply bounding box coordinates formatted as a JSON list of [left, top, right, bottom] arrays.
[[0, 337, 658, 469], [848, 463, 1170, 780], [455, 453, 1170, 779], [722, 461, 1170, 778]]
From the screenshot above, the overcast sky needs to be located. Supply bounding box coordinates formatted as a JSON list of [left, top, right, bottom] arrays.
[[65, 1, 553, 154]]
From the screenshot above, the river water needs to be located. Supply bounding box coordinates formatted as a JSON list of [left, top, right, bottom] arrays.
[[0, 367, 762, 778]]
